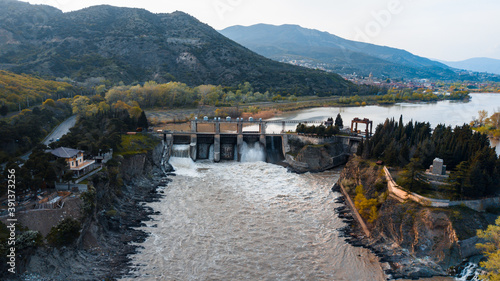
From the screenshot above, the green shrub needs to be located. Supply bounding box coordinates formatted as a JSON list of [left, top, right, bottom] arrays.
[[46, 218, 81, 247], [81, 186, 96, 217], [16, 230, 43, 250], [106, 209, 118, 217]]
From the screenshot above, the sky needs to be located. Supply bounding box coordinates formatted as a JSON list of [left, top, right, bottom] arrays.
[[20, 0, 500, 62]]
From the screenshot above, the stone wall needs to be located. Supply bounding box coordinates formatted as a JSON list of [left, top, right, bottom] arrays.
[[383, 166, 500, 212], [338, 182, 371, 237], [0, 197, 82, 236]]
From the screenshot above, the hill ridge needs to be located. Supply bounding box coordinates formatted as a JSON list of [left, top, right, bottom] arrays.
[[219, 23, 457, 80], [0, 0, 353, 95]]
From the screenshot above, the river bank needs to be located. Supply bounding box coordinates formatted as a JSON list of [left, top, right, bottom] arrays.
[[334, 156, 492, 280], [9, 143, 169, 281]]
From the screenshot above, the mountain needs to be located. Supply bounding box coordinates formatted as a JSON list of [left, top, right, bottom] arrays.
[[0, 0, 352, 95], [219, 24, 458, 80], [439, 57, 500, 75]]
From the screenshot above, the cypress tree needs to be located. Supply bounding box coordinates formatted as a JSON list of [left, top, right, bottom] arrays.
[[335, 113, 343, 128], [137, 110, 149, 129]]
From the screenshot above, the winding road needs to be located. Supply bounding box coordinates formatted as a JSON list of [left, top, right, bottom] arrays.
[[18, 115, 77, 162], [41, 115, 77, 146]]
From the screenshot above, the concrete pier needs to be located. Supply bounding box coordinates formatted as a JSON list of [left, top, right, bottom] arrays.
[[237, 134, 244, 161], [214, 134, 220, 162], [190, 134, 197, 161], [159, 119, 330, 162]]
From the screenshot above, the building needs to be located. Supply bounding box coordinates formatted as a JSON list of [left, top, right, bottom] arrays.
[[429, 158, 446, 176], [48, 147, 96, 177], [425, 158, 449, 183]]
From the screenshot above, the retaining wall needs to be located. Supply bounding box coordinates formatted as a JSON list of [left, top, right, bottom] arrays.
[[383, 166, 500, 212], [338, 182, 371, 237]]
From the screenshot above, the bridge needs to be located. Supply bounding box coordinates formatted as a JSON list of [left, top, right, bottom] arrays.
[[156, 118, 367, 163]]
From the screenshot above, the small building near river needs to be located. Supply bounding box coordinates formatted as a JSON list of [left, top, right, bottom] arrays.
[[48, 147, 96, 177]]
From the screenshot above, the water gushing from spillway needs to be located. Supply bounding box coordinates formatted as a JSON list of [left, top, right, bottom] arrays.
[[122, 159, 387, 280], [208, 144, 214, 161], [171, 144, 190, 158], [240, 141, 266, 162]]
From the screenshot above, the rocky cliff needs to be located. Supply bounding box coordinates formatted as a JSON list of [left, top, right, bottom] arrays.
[[18, 142, 167, 280], [286, 135, 349, 173], [338, 157, 491, 279]]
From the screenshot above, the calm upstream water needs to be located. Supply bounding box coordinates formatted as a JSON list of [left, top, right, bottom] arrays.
[[271, 93, 500, 128], [268, 93, 500, 154], [122, 94, 500, 280]]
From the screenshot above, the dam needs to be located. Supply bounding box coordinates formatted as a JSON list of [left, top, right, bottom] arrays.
[[156, 118, 365, 163]]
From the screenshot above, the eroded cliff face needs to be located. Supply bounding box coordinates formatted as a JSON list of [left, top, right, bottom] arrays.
[[286, 136, 349, 173], [338, 157, 488, 279], [372, 199, 462, 276], [119, 143, 163, 181], [22, 143, 166, 280]]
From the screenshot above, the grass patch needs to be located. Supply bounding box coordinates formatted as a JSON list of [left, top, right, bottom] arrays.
[[117, 134, 161, 156]]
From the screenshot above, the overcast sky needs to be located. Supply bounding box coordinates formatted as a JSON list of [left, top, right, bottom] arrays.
[[21, 0, 500, 61]]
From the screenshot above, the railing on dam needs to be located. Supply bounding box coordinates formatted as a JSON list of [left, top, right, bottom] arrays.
[[155, 118, 325, 135], [155, 118, 366, 163]]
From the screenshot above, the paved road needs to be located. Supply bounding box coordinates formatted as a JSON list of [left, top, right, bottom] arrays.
[[42, 115, 77, 146], [1, 115, 77, 171], [17, 115, 77, 162]]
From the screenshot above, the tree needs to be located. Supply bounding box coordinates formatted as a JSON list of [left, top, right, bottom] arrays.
[[478, 110, 489, 126], [42, 98, 56, 108], [46, 218, 81, 247], [398, 157, 426, 192], [71, 95, 90, 116], [0, 104, 8, 116], [448, 161, 471, 199], [335, 113, 344, 128], [477, 216, 500, 281], [354, 185, 379, 223], [137, 110, 149, 129], [491, 112, 500, 129]]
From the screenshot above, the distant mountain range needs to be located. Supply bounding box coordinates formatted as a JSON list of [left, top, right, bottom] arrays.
[[219, 24, 499, 81], [0, 0, 353, 95], [439, 58, 500, 75]]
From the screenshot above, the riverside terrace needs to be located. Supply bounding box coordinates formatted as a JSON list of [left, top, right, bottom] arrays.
[[155, 117, 368, 163]]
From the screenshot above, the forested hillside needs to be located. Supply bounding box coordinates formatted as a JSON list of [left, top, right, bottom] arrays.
[[0, 0, 356, 96], [0, 70, 74, 114]]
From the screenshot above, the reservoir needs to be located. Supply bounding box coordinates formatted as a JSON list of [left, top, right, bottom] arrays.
[[270, 93, 500, 129], [268, 93, 500, 153]]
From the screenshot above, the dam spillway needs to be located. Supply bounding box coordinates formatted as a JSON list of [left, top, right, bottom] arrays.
[[158, 118, 363, 163], [167, 133, 284, 164], [160, 119, 302, 163]]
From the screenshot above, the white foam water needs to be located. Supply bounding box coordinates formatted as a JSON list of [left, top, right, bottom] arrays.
[[122, 161, 386, 281], [240, 141, 266, 162]]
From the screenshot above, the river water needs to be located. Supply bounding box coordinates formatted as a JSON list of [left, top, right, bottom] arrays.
[[270, 93, 500, 129], [123, 158, 386, 281], [269, 93, 500, 154], [123, 94, 500, 280]]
